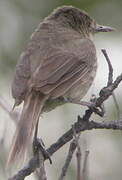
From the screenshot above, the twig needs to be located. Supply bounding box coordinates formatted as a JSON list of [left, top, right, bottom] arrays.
[[96, 73, 122, 106], [101, 49, 121, 120], [76, 142, 81, 180], [58, 139, 77, 180], [34, 149, 47, 180], [59, 126, 81, 180], [8, 155, 39, 180], [112, 92, 121, 120], [82, 150, 89, 180], [101, 49, 113, 86], [9, 118, 122, 180], [71, 126, 82, 180]]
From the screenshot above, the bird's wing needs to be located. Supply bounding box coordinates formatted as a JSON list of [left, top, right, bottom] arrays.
[[30, 38, 96, 98]]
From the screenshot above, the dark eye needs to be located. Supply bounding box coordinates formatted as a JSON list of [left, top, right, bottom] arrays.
[[99, 26, 103, 29]]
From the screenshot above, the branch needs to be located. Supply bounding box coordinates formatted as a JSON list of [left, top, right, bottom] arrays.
[[81, 150, 89, 180], [58, 126, 81, 180], [58, 139, 77, 180], [34, 150, 47, 180], [76, 136, 82, 180], [9, 119, 122, 180], [101, 49, 113, 86], [8, 50, 122, 179]]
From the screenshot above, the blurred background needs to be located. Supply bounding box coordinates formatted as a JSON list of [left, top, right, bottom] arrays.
[[0, 0, 122, 179]]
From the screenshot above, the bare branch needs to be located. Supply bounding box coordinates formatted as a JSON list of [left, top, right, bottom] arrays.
[[34, 150, 47, 180], [76, 140, 82, 180], [9, 118, 122, 180], [101, 49, 121, 120], [112, 92, 121, 120], [59, 126, 81, 180], [58, 139, 77, 180], [8, 155, 39, 180], [82, 150, 89, 180], [96, 73, 122, 106], [101, 49, 113, 86]]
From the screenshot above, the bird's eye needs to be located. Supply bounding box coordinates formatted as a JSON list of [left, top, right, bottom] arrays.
[[99, 26, 103, 29]]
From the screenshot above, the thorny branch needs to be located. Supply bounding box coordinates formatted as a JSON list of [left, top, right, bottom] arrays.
[[8, 49, 122, 179]]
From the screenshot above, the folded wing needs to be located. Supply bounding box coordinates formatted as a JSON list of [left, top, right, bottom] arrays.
[[30, 38, 96, 98]]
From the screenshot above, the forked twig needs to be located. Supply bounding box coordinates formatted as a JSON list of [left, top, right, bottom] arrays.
[[101, 49, 120, 120]]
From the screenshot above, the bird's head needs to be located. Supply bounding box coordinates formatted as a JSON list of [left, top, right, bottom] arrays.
[[48, 6, 115, 38]]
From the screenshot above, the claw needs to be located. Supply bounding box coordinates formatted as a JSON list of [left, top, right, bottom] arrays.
[[33, 138, 52, 164]]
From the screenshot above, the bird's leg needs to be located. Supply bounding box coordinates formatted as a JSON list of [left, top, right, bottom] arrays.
[[33, 119, 52, 164], [90, 94, 105, 116], [62, 97, 95, 108], [63, 95, 105, 117]]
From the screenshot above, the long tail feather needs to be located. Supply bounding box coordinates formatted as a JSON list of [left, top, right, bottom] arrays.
[[7, 92, 47, 165]]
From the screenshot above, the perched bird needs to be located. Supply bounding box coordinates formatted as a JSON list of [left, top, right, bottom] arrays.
[[8, 6, 114, 164]]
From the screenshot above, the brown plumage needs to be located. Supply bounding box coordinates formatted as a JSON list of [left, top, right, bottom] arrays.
[[7, 6, 114, 165]]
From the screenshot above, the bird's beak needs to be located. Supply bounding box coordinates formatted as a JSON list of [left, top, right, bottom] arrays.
[[95, 24, 115, 33]]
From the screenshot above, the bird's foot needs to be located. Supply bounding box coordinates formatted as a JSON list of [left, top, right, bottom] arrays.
[[33, 137, 52, 164], [89, 94, 105, 117], [63, 95, 105, 117], [62, 97, 95, 108]]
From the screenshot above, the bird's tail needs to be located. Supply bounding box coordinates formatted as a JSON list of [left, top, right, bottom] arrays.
[[7, 92, 47, 166]]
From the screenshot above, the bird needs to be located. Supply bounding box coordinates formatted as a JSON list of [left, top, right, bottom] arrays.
[[7, 5, 114, 165]]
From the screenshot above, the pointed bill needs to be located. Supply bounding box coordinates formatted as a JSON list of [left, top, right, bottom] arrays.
[[95, 24, 115, 32]]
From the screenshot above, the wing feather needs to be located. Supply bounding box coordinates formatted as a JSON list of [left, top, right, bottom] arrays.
[[30, 38, 97, 98], [34, 61, 87, 92], [31, 50, 86, 83], [15, 38, 96, 100]]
